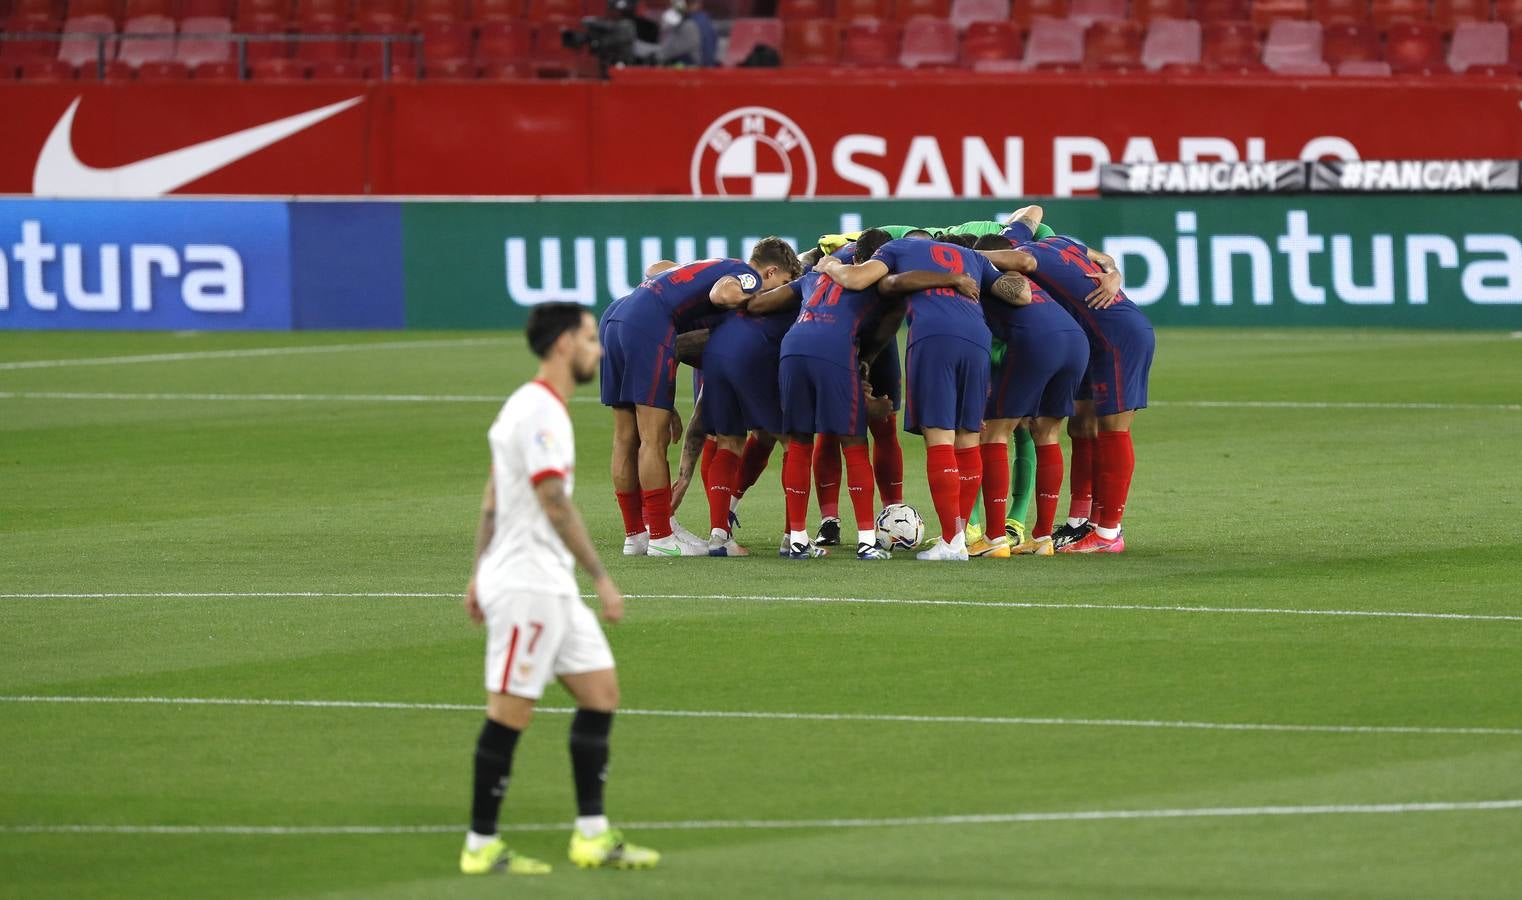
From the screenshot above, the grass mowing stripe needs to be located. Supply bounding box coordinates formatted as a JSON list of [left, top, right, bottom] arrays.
[[1, 391, 1518, 412], [5, 591, 1516, 623], [6, 695, 1519, 737], [7, 800, 1522, 836], [0, 337, 510, 371]]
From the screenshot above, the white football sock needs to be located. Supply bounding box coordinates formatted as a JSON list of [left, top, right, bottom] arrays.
[[1065, 516, 1087, 528], [857, 529, 876, 547], [466, 831, 496, 851], [1095, 525, 1121, 540], [789, 529, 809, 547], [575, 815, 609, 839]]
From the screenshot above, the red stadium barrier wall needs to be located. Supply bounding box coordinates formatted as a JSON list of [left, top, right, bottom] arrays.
[[2, 73, 1521, 198]]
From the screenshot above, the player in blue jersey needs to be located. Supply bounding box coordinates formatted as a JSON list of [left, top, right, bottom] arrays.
[[601, 239, 801, 558], [698, 286, 802, 557], [965, 232, 1090, 558], [986, 208, 1153, 554], [817, 237, 1031, 561]]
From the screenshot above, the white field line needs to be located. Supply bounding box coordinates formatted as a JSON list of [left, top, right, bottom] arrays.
[[3, 591, 1517, 624], [0, 337, 508, 371], [4, 695, 1519, 738], [0, 390, 1517, 413], [5, 800, 1522, 836]]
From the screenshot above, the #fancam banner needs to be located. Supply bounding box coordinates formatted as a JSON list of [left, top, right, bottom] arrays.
[[1102, 160, 1522, 194]]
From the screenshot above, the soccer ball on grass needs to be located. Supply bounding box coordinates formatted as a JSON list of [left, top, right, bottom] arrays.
[[875, 504, 924, 551]]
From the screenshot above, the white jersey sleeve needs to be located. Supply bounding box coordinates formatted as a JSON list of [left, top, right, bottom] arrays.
[[475, 380, 578, 599]]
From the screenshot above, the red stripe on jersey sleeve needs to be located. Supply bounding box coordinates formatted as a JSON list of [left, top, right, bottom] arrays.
[[530, 468, 566, 486]]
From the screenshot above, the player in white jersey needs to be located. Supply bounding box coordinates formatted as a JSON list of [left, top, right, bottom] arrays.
[[460, 303, 659, 877]]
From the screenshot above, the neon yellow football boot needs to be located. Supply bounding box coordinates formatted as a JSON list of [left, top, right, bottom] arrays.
[[460, 837, 552, 875], [568, 828, 661, 870], [964, 521, 985, 544], [1004, 518, 1027, 545], [967, 534, 1012, 558], [1013, 536, 1055, 556]]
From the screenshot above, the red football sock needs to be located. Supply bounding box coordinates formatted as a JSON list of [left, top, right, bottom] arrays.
[[1096, 431, 1135, 531], [614, 490, 644, 537], [706, 448, 740, 534], [1068, 435, 1095, 521], [841, 443, 876, 532], [813, 435, 842, 519], [869, 415, 904, 505], [641, 487, 673, 540], [955, 446, 982, 528], [1034, 443, 1064, 539], [699, 437, 717, 489], [926, 444, 962, 543], [979, 442, 1010, 531], [734, 434, 771, 499], [783, 439, 814, 534]]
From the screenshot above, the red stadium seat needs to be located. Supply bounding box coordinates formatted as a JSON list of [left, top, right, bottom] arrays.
[[777, 0, 831, 16], [1009, 0, 1066, 28], [1322, 19, 1379, 59], [0, 14, 61, 62], [1251, 0, 1310, 30], [91, 57, 136, 77], [56, 14, 114, 67], [1369, 0, 1428, 30], [1335, 56, 1390, 71], [1385, 20, 1446, 69], [948, 0, 1006, 28], [475, 19, 531, 60], [1448, 20, 1506, 69], [1195, 0, 1249, 20], [237, 12, 289, 60], [355, 0, 407, 18], [472, 0, 520, 19], [66, 0, 117, 19], [1023, 15, 1082, 66], [1159, 60, 1206, 72], [1262, 18, 1322, 68], [894, 0, 948, 18], [307, 57, 368, 76], [959, 18, 1018, 63], [1141, 16, 1200, 68], [294, 18, 351, 59], [238, 0, 291, 20], [1132, 0, 1188, 23], [20, 57, 76, 77], [835, 0, 888, 20], [1309, 0, 1367, 24], [841, 18, 899, 63], [478, 58, 531, 76], [411, 0, 468, 23], [355, 11, 413, 62], [179, 0, 233, 17], [1201, 18, 1261, 66], [526, 0, 581, 18], [1083, 18, 1143, 67], [899, 15, 955, 64], [249, 54, 306, 76], [118, 13, 177, 66], [191, 58, 238, 76], [724, 16, 782, 64], [1464, 62, 1521, 76], [530, 16, 593, 75], [176, 15, 231, 63], [783, 17, 841, 62], [1499, 0, 1522, 26], [1068, 0, 1124, 24], [123, 0, 173, 17], [1433, 0, 1489, 31], [419, 19, 471, 59], [136, 57, 188, 76], [423, 55, 476, 75]]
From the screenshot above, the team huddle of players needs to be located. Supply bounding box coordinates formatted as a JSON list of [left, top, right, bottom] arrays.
[[598, 206, 1157, 562]]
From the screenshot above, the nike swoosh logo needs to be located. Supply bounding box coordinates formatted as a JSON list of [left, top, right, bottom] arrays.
[[32, 95, 363, 198]]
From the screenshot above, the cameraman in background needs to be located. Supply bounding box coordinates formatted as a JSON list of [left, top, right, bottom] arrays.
[[650, 0, 716, 67]]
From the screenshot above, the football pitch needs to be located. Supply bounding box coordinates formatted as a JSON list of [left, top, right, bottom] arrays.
[[2, 327, 1520, 899]]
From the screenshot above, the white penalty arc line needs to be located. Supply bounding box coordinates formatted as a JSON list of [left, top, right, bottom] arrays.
[[4, 695, 1520, 738], [0, 337, 509, 371], [2, 591, 1519, 624], [0, 391, 1516, 413], [6, 800, 1522, 836]]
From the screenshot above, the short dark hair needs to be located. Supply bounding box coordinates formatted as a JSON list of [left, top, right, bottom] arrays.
[[853, 228, 892, 264], [974, 233, 1014, 251], [939, 232, 976, 249], [903, 229, 933, 240], [750, 236, 804, 279], [526, 303, 589, 358]]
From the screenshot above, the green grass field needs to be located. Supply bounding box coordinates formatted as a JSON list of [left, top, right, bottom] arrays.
[[2, 328, 1520, 899]]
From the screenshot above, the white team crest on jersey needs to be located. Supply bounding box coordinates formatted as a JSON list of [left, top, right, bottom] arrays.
[[534, 429, 557, 452], [690, 106, 817, 198], [738, 272, 758, 290]]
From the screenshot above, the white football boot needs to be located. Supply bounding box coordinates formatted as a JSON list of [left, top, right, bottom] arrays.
[[622, 531, 649, 556], [916, 532, 969, 561]]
